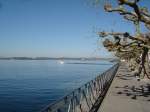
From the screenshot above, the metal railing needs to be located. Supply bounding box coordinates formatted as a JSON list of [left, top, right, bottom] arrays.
[[41, 63, 119, 112]]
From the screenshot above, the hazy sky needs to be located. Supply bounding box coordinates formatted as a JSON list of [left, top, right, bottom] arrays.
[[0, 0, 149, 57]]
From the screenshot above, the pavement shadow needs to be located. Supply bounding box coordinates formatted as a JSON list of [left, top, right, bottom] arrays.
[[115, 84, 150, 101], [116, 73, 134, 80]]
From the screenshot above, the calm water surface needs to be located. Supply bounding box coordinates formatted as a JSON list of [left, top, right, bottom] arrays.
[[0, 60, 113, 112]]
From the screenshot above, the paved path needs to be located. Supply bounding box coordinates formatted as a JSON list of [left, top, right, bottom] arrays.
[[98, 62, 150, 112]]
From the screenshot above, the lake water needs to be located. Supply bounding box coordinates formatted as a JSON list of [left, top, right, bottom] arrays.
[[0, 60, 113, 112]]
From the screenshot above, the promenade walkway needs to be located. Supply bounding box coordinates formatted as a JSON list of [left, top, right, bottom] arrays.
[[98, 62, 150, 112]]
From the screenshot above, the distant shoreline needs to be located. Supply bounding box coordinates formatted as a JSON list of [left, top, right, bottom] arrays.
[[0, 57, 117, 61]]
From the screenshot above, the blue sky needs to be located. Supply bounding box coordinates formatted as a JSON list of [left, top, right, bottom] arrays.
[[0, 0, 149, 58]]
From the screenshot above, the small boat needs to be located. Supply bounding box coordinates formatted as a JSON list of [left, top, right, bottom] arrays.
[[59, 60, 64, 64]]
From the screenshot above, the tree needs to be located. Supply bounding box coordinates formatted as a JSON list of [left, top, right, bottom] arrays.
[[98, 0, 150, 80]]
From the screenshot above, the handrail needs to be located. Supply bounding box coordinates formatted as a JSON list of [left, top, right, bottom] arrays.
[[40, 63, 119, 112]]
